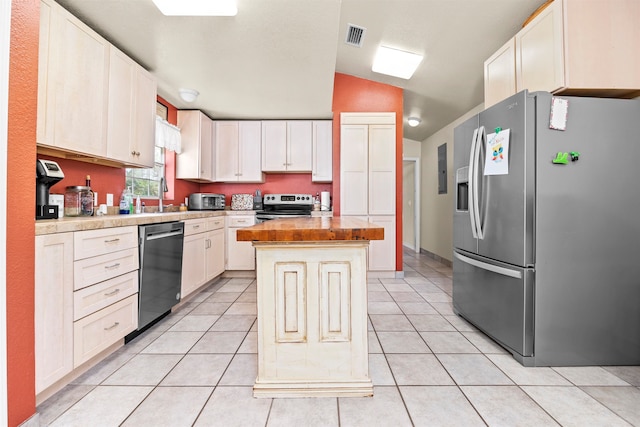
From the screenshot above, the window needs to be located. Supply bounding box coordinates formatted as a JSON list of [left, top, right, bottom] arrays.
[[125, 102, 167, 198]]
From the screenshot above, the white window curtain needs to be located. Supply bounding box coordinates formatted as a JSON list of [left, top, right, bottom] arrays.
[[155, 116, 182, 153]]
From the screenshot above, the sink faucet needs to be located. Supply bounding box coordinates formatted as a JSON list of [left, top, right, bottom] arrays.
[[159, 177, 165, 213]]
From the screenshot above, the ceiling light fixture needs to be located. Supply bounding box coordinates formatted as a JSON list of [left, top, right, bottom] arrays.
[[179, 88, 199, 103], [372, 46, 423, 79], [407, 117, 421, 127], [152, 0, 238, 16]]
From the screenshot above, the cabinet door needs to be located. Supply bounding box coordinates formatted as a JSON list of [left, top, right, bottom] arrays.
[[132, 67, 157, 168], [368, 124, 396, 215], [367, 215, 396, 272], [35, 233, 74, 394], [484, 38, 516, 108], [312, 120, 333, 182], [181, 232, 207, 298], [262, 121, 288, 171], [50, 3, 109, 155], [238, 121, 264, 182], [106, 47, 135, 164], [340, 124, 368, 215], [515, 0, 564, 93], [206, 228, 225, 280], [200, 115, 214, 181], [215, 121, 240, 182], [286, 121, 312, 172]]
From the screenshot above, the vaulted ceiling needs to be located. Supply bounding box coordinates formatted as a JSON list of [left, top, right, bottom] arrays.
[[56, 0, 543, 141]]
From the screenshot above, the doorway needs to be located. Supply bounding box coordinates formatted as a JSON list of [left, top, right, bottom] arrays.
[[402, 157, 420, 253]]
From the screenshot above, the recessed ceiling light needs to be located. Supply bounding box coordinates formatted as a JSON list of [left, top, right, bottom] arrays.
[[372, 46, 423, 79], [152, 0, 238, 16], [407, 117, 421, 127]]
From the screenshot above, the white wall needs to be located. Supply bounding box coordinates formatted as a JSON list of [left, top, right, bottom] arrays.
[[419, 104, 483, 261], [403, 138, 421, 158]]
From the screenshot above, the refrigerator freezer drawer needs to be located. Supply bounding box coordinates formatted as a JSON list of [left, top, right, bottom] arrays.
[[453, 251, 534, 357]]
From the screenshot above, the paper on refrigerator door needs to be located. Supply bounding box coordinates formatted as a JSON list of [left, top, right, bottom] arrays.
[[484, 129, 510, 176]]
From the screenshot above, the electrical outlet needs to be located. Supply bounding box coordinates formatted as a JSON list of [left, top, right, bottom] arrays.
[[106, 193, 114, 206]]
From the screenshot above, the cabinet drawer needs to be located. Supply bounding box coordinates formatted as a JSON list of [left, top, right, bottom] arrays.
[[74, 248, 139, 290], [183, 218, 207, 236], [74, 226, 138, 260], [227, 216, 255, 227], [73, 294, 138, 367], [73, 270, 138, 321], [207, 217, 225, 231]]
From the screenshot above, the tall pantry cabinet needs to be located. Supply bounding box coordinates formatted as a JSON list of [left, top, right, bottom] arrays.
[[340, 113, 396, 272]]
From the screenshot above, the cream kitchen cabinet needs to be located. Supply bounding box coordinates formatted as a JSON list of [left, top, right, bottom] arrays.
[[37, 0, 109, 157], [340, 113, 396, 273], [106, 46, 157, 167], [73, 226, 139, 367], [312, 120, 333, 182], [35, 232, 74, 395], [226, 215, 256, 270], [483, 39, 516, 108], [215, 121, 264, 182], [177, 110, 214, 182], [181, 217, 225, 299], [262, 121, 312, 172], [485, 0, 640, 107]]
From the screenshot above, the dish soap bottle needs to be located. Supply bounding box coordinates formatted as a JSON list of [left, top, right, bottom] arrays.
[[119, 189, 130, 214]]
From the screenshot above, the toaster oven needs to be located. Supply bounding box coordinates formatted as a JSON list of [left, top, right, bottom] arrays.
[[188, 193, 225, 210]]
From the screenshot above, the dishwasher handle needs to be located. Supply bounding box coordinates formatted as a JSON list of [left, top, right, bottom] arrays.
[[145, 229, 183, 241]]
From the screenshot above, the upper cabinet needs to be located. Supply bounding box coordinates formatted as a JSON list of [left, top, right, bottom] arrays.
[[215, 121, 264, 182], [312, 121, 333, 182], [37, 0, 157, 167], [106, 47, 157, 168], [483, 39, 516, 109], [484, 0, 640, 107], [38, 0, 109, 157], [262, 121, 312, 172], [177, 110, 214, 182]]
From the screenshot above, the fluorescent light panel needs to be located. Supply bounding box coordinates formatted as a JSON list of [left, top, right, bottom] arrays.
[[152, 0, 237, 16], [372, 46, 423, 79]]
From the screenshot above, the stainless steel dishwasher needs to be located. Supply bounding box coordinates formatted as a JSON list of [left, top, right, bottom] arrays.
[[136, 221, 184, 330]]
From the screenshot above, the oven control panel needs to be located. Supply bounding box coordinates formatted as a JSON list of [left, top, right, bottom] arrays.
[[264, 194, 313, 205]]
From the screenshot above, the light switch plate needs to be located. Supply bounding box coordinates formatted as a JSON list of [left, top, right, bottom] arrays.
[[106, 193, 114, 207]]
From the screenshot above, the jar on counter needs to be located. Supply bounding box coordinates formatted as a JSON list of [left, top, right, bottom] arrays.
[[64, 186, 94, 217]]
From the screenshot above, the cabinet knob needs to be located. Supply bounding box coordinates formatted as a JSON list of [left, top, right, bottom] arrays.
[[131, 151, 136, 155]]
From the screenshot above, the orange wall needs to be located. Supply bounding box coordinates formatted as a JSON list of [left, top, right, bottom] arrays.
[[331, 73, 404, 271], [8, 0, 39, 425]]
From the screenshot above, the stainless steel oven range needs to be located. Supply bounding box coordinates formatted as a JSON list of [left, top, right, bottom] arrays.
[[255, 193, 313, 223]]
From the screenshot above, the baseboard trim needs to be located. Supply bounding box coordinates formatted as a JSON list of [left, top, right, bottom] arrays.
[[419, 248, 452, 267]]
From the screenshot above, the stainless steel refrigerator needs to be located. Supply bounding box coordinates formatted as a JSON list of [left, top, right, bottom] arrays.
[[453, 90, 640, 366]]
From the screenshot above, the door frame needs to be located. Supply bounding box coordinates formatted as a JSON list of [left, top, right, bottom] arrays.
[[402, 157, 421, 253]]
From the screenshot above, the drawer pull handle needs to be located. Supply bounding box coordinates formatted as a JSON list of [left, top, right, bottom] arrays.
[[104, 263, 120, 270], [104, 288, 120, 297], [193, 225, 200, 229], [104, 322, 120, 331], [104, 238, 121, 244]]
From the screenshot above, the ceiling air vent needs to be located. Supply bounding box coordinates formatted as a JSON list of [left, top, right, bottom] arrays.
[[345, 24, 366, 47]]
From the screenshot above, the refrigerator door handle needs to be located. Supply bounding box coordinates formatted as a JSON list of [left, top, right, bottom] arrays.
[[454, 251, 522, 279], [473, 126, 485, 239], [468, 128, 479, 238]]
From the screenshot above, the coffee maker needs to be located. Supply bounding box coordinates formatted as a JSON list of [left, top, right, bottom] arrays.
[[36, 159, 64, 219]]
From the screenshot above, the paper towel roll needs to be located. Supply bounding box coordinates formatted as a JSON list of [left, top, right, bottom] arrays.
[[320, 191, 330, 211]]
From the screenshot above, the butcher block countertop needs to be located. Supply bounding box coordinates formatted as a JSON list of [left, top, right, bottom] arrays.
[[236, 216, 384, 242]]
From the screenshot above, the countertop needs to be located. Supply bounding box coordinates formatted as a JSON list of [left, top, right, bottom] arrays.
[[236, 217, 384, 242], [35, 210, 256, 235]]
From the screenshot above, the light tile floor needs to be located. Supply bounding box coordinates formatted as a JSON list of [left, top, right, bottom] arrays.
[[37, 249, 640, 426]]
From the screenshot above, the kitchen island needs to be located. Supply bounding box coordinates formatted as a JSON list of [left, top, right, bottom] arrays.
[[237, 217, 383, 398]]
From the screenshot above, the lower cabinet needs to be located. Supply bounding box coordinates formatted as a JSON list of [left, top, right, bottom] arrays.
[[226, 215, 256, 270], [35, 232, 74, 395], [35, 226, 139, 398], [181, 216, 225, 299]]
